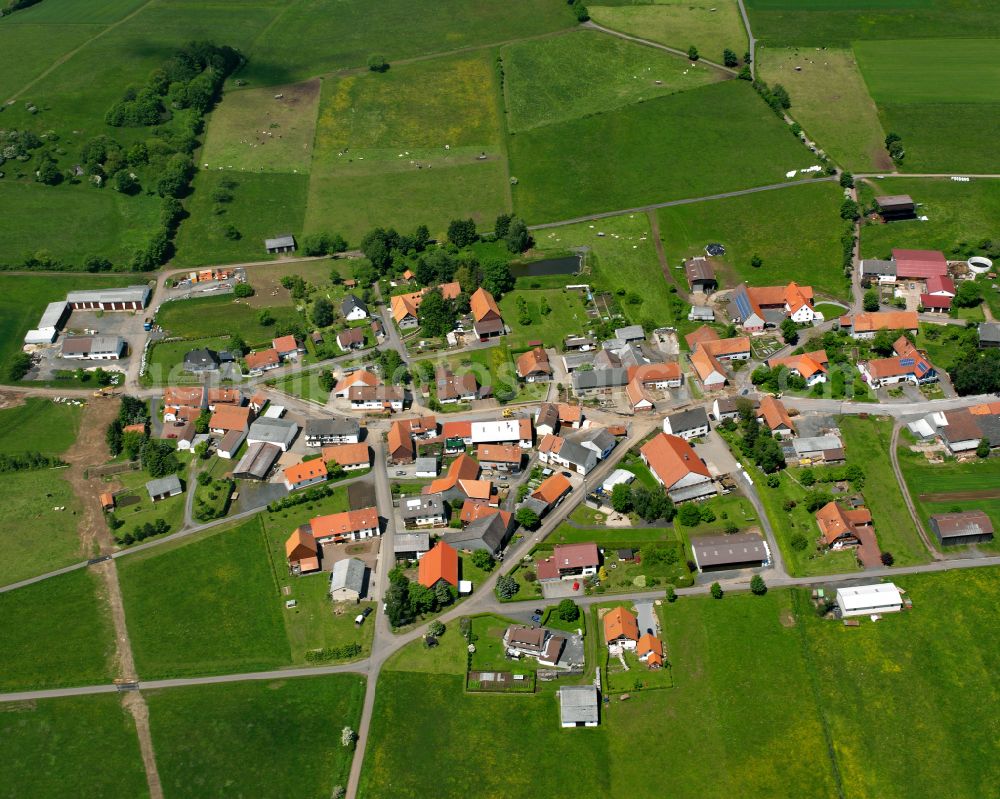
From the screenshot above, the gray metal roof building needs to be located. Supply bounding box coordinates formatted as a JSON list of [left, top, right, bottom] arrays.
[[232, 442, 281, 480], [329, 557, 368, 600], [692, 533, 769, 571], [929, 511, 994, 546], [572, 367, 630, 393], [246, 417, 298, 450], [444, 512, 514, 556], [66, 285, 150, 308], [146, 475, 183, 501], [559, 685, 599, 727], [394, 533, 431, 556]]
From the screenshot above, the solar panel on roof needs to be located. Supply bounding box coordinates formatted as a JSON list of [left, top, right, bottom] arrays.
[[900, 358, 914, 367]]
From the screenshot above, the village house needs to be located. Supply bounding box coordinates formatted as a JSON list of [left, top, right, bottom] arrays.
[[757, 395, 794, 436], [537, 434, 597, 475], [341, 294, 369, 321], [445, 509, 516, 556], [530, 473, 573, 515], [390, 282, 462, 328], [272, 335, 304, 361], [349, 384, 405, 412], [626, 377, 656, 412], [839, 311, 919, 339], [516, 347, 552, 382], [283, 459, 328, 491], [730, 282, 816, 331], [245, 348, 281, 374], [636, 633, 664, 668], [662, 407, 710, 440], [536, 542, 600, 582], [435, 367, 479, 404], [322, 443, 371, 471], [285, 528, 320, 575], [535, 403, 560, 437], [631, 362, 683, 389], [163, 386, 205, 421], [503, 625, 566, 667], [183, 347, 222, 374], [333, 369, 380, 398], [858, 336, 937, 389], [476, 444, 523, 473], [337, 328, 366, 352], [209, 404, 252, 436], [471, 418, 533, 448], [303, 416, 361, 446], [470, 287, 505, 340], [394, 532, 431, 560], [417, 540, 459, 588], [815, 501, 880, 568], [310, 507, 380, 543], [639, 433, 716, 502], [59, 335, 126, 360], [399, 494, 447, 528], [767, 350, 829, 386], [603, 606, 639, 650], [690, 347, 728, 389], [216, 428, 246, 459], [207, 388, 241, 410], [423, 453, 494, 505]]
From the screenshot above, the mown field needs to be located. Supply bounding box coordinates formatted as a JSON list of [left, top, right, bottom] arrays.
[[303, 51, 507, 241], [172, 171, 311, 266], [656, 180, 850, 299], [363, 571, 1000, 798], [146, 675, 366, 799], [509, 81, 811, 224], [896, 447, 1000, 554], [858, 178, 1000, 259], [0, 568, 115, 691], [838, 416, 929, 566], [758, 48, 888, 171], [501, 29, 724, 133], [118, 518, 293, 678], [589, 0, 747, 57], [0, 694, 149, 799], [154, 292, 303, 344], [0, 397, 86, 583], [744, 0, 1000, 47], [498, 287, 590, 349]]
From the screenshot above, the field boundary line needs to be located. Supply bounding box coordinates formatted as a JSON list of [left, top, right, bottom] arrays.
[[582, 21, 737, 76], [7, 0, 159, 103], [528, 176, 837, 229]]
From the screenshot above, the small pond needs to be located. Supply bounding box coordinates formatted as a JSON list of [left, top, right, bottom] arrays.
[[509, 254, 581, 278]]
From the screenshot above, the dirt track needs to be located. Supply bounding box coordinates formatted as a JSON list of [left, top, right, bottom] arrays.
[[919, 489, 1000, 503]]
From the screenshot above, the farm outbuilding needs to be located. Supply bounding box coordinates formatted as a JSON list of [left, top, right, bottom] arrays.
[[929, 511, 994, 547], [265, 234, 296, 254], [875, 194, 916, 222], [836, 583, 903, 618]]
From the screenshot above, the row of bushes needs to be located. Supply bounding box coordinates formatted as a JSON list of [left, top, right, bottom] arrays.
[[267, 484, 336, 512], [303, 642, 362, 663], [0, 451, 65, 472]]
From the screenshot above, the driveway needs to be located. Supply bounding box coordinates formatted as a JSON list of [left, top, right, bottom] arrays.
[[541, 580, 585, 599], [634, 600, 658, 636], [696, 430, 740, 477]]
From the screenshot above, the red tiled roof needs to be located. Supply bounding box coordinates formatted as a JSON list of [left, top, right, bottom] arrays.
[[604, 606, 639, 643], [284, 459, 328, 486], [893, 248, 947, 279], [311, 507, 379, 540], [531, 473, 572, 505], [640, 433, 710, 488], [418, 541, 459, 587], [470, 287, 502, 322], [245, 348, 280, 370]]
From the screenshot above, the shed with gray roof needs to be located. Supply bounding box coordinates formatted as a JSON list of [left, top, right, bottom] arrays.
[[329, 557, 368, 601], [146, 474, 183, 502]]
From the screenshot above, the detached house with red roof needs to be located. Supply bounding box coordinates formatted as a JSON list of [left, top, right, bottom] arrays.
[[815, 501, 880, 568], [637, 633, 664, 668], [858, 336, 937, 389], [333, 369, 380, 398], [285, 528, 320, 575], [536, 543, 600, 582], [603, 606, 639, 651], [422, 453, 494, 505], [310, 507, 380, 543], [272, 335, 304, 361], [730, 282, 817, 331], [283, 459, 328, 491], [767, 350, 829, 386], [244, 348, 281, 374], [640, 433, 715, 502], [470, 287, 505, 340], [757, 396, 795, 436], [418, 540, 459, 588]]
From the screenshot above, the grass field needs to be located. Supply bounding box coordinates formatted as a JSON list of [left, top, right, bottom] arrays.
[[758, 48, 888, 171], [744, 0, 1000, 47], [657, 180, 850, 299], [106, 467, 187, 542], [589, 0, 747, 57], [241, 0, 577, 86], [800, 567, 1000, 798], [304, 51, 507, 241], [896, 448, 1000, 554], [0, 568, 114, 691], [0, 397, 81, 455], [172, 171, 311, 266], [854, 39, 1000, 105], [0, 469, 83, 585], [365, 570, 1000, 797], [155, 293, 303, 345], [509, 81, 812, 224], [201, 79, 321, 174], [0, 274, 138, 384], [146, 675, 366, 799], [875, 102, 1000, 173], [501, 29, 724, 133], [858, 178, 1000, 259], [144, 336, 232, 387], [536, 212, 679, 327], [838, 416, 929, 566], [498, 287, 590, 349], [118, 518, 294, 678], [0, 694, 149, 799], [0, 182, 161, 270], [0, 22, 103, 101]]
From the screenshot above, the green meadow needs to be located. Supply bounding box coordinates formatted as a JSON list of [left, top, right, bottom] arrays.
[[589, 0, 747, 56], [657, 180, 850, 299], [509, 81, 812, 224], [502, 29, 724, 132]]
